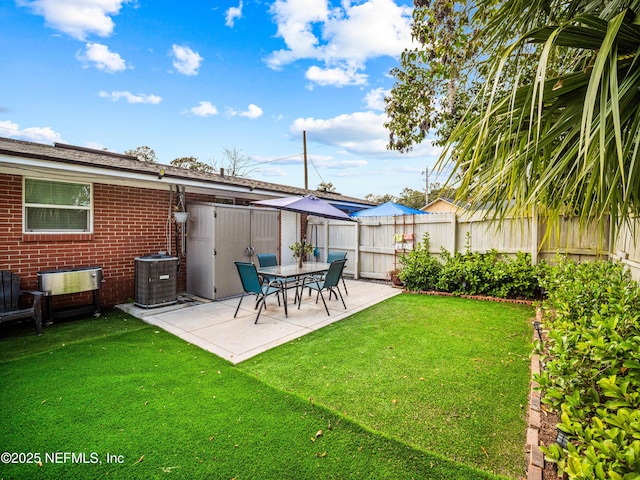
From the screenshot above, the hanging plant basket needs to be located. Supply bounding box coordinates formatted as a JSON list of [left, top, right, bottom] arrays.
[[174, 212, 189, 223]]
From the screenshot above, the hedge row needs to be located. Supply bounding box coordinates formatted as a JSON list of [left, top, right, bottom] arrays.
[[397, 233, 542, 299], [537, 257, 640, 479]]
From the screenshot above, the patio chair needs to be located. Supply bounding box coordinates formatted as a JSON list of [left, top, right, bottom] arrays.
[[0, 270, 43, 335], [327, 251, 348, 295], [256, 253, 278, 283], [256, 253, 300, 303], [234, 261, 284, 324], [298, 259, 347, 316], [307, 251, 348, 299]]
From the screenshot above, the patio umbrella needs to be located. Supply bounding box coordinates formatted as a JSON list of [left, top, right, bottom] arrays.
[[253, 194, 356, 265], [252, 194, 356, 222]]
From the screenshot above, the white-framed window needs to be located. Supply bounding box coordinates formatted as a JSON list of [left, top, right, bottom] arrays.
[[23, 178, 93, 232]]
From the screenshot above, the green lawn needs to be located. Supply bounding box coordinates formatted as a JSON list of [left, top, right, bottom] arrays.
[[0, 294, 533, 479], [239, 294, 534, 478]]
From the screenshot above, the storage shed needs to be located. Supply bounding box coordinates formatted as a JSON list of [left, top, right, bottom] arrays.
[[186, 203, 280, 300]]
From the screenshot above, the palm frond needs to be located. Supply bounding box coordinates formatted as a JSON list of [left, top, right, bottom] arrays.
[[440, 9, 640, 237]]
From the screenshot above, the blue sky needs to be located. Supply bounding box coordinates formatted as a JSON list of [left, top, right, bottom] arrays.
[[1, 0, 444, 200]]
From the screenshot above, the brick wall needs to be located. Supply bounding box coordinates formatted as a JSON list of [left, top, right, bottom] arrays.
[[0, 174, 187, 310]]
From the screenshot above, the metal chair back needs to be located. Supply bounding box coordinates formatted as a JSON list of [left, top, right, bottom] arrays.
[[256, 253, 278, 268], [326, 251, 346, 263], [322, 259, 346, 289], [234, 262, 262, 295]]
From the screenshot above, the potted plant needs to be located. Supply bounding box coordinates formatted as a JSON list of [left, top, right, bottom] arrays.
[[173, 202, 189, 223], [388, 268, 404, 287], [174, 211, 189, 223], [289, 240, 314, 267]]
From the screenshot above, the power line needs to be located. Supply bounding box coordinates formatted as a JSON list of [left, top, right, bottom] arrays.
[[308, 155, 326, 185], [249, 153, 302, 165]]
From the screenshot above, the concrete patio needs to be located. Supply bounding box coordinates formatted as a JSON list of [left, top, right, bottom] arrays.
[[118, 279, 401, 364]]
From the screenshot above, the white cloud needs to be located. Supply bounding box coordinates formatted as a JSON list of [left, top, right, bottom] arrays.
[[225, 1, 243, 27], [290, 110, 442, 158], [322, 0, 414, 62], [305, 65, 367, 87], [227, 104, 263, 119], [321, 158, 368, 169], [266, 0, 414, 87], [98, 91, 162, 104], [0, 120, 63, 143], [17, 0, 131, 40], [77, 42, 128, 72], [364, 87, 389, 111], [170, 44, 203, 76], [189, 101, 219, 117], [267, 0, 329, 70], [291, 111, 388, 155], [240, 104, 263, 119]]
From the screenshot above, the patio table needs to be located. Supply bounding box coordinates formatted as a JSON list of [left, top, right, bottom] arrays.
[[257, 262, 331, 316]]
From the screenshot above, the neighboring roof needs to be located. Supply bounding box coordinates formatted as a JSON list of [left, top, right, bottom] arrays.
[[422, 197, 471, 211], [0, 137, 374, 211], [351, 201, 429, 217]]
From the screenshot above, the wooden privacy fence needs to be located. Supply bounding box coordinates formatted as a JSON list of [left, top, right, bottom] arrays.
[[307, 211, 640, 281]]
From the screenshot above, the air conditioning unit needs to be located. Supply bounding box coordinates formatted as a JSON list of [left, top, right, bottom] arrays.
[[134, 254, 178, 308]]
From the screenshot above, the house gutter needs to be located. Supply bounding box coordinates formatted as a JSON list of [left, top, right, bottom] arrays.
[[0, 139, 375, 207], [0, 152, 288, 198]]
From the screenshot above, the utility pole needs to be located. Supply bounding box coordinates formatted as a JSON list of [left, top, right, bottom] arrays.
[[422, 166, 429, 206], [303, 130, 308, 190]]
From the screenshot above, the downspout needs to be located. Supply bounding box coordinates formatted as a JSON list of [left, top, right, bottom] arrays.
[[167, 186, 173, 255]]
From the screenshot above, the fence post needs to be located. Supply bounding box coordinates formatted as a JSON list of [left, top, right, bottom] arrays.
[[354, 221, 360, 280], [451, 212, 458, 254], [531, 206, 539, 265], [322, 219, 329, 261]]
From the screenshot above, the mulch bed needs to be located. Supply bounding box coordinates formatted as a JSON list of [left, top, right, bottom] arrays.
[[536, 328, 563, 480], [539, 408, 561, 480], [404, 288, 536, 305]]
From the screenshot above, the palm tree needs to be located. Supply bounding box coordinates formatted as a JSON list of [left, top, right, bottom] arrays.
[[440, 1, 640, 236]]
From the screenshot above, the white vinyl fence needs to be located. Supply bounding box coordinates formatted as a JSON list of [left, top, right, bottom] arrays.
[[307, 211, 640, 281], [611, 218, 640, 281]]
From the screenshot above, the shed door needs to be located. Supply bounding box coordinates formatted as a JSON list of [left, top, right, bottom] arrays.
[[186, 204, 215, 299], [214, 205, 279, 299]]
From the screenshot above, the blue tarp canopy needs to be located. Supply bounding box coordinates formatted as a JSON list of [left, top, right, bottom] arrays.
[[350, 201, 428, 217]]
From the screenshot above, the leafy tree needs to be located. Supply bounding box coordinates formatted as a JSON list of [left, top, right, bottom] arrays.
[[170, 156, 214, 172], [384, 0, 577, 151], [124, 146, 157, 163], [397, 187, 426, 209], [316, 182, 336, 193], [364, 193, 395, 205], [429, 183, 457, 201]]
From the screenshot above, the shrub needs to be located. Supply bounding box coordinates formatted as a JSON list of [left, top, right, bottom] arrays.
[[435, 235, 540, 299], [436, 248, 499, 295], [398, 232, 541, 299], [537, 257, 640, 479], [493, 252, 542, 299], [398, 234, 442, 291]]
